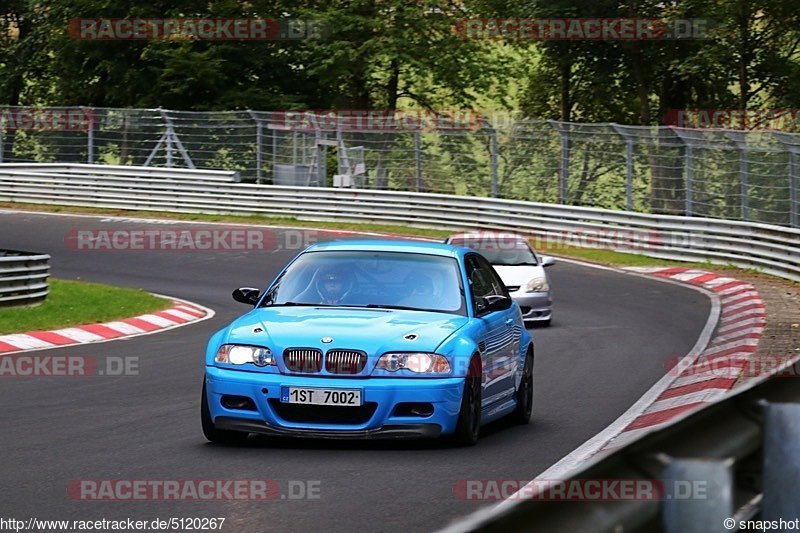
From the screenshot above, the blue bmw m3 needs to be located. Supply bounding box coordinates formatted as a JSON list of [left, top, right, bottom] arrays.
[[202, 240, 534, 445]]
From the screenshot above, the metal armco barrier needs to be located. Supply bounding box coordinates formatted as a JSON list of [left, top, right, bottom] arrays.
[[1, 164, 798, 283], [0, 250, 50, 307], [439, 373, 800, 533], [0, 163, 241, 182]]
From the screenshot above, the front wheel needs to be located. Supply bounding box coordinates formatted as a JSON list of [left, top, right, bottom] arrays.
[[201, 381, 249, 445], [452, 372, 481, 446], [512, 352, 533, 424]]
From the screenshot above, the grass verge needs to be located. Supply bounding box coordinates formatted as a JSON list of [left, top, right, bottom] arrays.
[[0, 279, 170, 335]]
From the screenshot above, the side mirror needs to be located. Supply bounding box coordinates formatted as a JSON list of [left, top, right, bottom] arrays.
[[481, 294, 512, 313], [232, 287, 261, 306], [541, 256, 556, 267]]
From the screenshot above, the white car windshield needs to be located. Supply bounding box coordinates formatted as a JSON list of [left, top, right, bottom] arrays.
[[262, 250, 467, 315], [450, 238, 538, 266]]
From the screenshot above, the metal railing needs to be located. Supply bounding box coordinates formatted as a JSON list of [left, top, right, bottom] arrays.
[[440, 368, 800, 533], [1, 164, 798, 283], [0, 250, 50, 307], [1, 107, 798, 227]]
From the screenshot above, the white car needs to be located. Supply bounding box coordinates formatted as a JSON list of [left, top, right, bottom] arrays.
[[445, 232, 554, 326]]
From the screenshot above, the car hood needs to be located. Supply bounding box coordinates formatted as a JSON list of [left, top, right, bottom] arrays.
[[225, 306, 469, 355], [492, 265, 547, 287]]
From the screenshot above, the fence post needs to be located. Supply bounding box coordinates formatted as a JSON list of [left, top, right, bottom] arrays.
[[559, 131, 570, 204], [0, 128, 3, 163], [85, 108, 95, 164], [662, 458, 733, 533], [685, 145, 694, 216], [740, 147, 749, 220], [248, 111, 263, 183], [414, 131, 423, 192], [790, 151, 798, 228], [626, 138, 634, 211], [762, 403, 800, 521], [315, 131, 327, 187]]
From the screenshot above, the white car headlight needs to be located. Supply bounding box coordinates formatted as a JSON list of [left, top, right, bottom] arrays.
[[375, 352, 451, 374], [525, 277, 550, 292], [215, 344, 275, 367]]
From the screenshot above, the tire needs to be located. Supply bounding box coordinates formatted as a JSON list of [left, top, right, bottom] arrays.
[[512, 351, 534, 424], [452, 360, 482, 446], [201, 381, 249, 445]]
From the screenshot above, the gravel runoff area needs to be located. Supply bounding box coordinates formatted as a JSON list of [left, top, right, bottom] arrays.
[[731, 272, 800, 386]]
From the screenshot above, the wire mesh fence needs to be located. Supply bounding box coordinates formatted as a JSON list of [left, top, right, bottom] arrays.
[[1, 106, 797, 227]]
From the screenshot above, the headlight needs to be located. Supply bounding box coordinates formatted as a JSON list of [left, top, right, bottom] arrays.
[[375, 352, 451, 374], [525, 277, 550, 292], [215, 345, 275, 367]]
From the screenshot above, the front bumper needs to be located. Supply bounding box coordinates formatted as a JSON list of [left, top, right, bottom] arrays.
[[205, 366, 464, 438], [510, 290, 553, 322]]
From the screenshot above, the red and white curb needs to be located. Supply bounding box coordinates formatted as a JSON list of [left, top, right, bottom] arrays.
[[0, 297, 214, 354], [600, 266, 765, 449], [507, 263, 764, 500]]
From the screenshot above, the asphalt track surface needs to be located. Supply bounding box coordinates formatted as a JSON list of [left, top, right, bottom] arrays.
[[0, 210, 710, 532]]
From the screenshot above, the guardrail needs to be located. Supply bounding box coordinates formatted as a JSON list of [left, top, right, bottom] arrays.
[[0, 163, 241, 183], [0, 250, 50, 307], [440, 366, 800, 533], [0, 164, 798, 283]]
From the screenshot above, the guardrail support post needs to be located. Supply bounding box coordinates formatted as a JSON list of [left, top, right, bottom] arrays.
[[626, 138, 634, 211], [662, 458, 733, 533], [763, 403, 800, 520], [685, 145, 694, 216], [790, 151, 798, 228], [0, 129, 4, 163], [559, 131, 570, 204], [414, 131, 423, 192]]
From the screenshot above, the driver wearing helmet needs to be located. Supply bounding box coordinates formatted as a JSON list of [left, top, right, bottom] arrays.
[[311, 265, 354, 305]]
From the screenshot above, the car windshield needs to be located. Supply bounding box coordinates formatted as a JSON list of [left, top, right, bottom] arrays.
[[450, 237, 538, 266], [262, 250, 466, 315]]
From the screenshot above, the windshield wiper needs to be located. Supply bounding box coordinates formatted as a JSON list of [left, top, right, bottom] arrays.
[[497, 262, 537, 266], [335, 304, 421, 311], [270, 301, 334, 307]]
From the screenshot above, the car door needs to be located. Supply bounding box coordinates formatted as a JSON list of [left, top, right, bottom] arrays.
[[465, 253, 518, 407]]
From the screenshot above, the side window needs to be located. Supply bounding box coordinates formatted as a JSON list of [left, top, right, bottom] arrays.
[[466, 254, 507, 315], [474, 255, 509, 299]]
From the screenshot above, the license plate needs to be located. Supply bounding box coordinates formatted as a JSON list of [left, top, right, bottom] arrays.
[[280, 386, 362, 406]]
